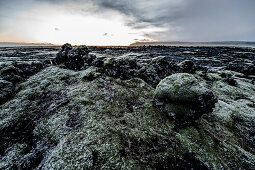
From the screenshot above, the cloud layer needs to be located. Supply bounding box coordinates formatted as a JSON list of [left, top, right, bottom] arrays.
[[1, 0, 255, 43]]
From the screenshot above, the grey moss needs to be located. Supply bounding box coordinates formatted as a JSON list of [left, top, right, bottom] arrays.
[[0, 66, 255, 169]]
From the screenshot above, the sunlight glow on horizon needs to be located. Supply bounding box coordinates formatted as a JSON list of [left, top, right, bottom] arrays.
[[1, 0, 255, 44], [0, 3, 160, 46]]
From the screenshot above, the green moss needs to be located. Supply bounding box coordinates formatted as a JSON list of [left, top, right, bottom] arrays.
[[0, 144, 29, 169], [212, 81, 246, 100], [1, 66, 255, 169], [178, 127, 225, 169], [173, 84, 180, 93], [150, 56, 165, 64], [177, 123, 255, 169]]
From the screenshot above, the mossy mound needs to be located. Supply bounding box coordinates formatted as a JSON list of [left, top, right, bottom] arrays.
[[0, 66, 199, 169], [0, 66, 255, 169], [153, 73, 217, 126]]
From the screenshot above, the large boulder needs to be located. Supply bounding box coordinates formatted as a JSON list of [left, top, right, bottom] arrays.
[[154, 73, 217, 126], [55, 43, 72, 63]]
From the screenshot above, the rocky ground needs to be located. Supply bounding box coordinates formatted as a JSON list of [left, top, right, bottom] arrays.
[[0, 44, 255, 169]]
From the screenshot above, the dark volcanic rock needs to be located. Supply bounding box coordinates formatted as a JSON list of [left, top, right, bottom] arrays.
[[1, 45, 255, 169], [177, 60, 204, 74], [0, 65, 24, 84], [0, 62, 45, 84], [53, 44, 90, 70], [154, 73, 217, 126], [13, 62, 44, 78], [1, 66, 255, 169], [96, 55, 183, 87], [83, 54, 104, 68], [227, 61, 255, 77], [103, 56, 139, 80], [0, 80, 15, 105], [138, 56, 180, 87], [0, 62, 45, 104], [56, 43, 72, 60], [50, 44, 255, 87], [53, 46, 207, 87]]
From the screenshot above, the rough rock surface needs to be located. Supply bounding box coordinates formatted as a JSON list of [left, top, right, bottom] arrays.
[[0, 80, 15, 105], [0, 45, 255, 169], [0, 65, 24, 84], [53, 44, 208, 87], [0, 65, 255, 169], [0, 62, 44, 84], [53, 44, 90, 70], [154, 73, 217, 126], [0, 62, 45, 104]]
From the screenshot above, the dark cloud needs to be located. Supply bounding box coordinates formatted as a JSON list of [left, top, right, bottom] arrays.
[[92, 0, 180, 29], [1, 0, 255, 41], [93, 0, 255, 41], [176, 0, 255, 41]]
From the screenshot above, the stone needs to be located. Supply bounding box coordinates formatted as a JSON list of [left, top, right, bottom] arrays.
[[83, 54, 104, 68], [53, 43, 72, 64], [53, 44, 90, 70], [0, 80, 15, 104], [0, 65, 24, 84], [138, 56, 180, 87], [154, 73, 217, 125], [13, 62, 44, 78], [178, 60, 195, 73], [103, 56, 138, 79], [1, 66, 255, 169]]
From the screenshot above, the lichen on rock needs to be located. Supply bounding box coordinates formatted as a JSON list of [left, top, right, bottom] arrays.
[[153, 73, 217, 126], [53, 44, 90, 70], [1, 66, 195, 169], [1, 45, 255, 169], [0, 80, 15, 105]]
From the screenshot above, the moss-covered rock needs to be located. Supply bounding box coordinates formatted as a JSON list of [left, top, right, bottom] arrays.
[[0, 66, 191, 169], [154, 73, 210, 103], [1, 66, 255, 169], [53, 44, 90, 70], [0, 65, 24, 84], [0, 143, 29, 169], [154, 73, 217, 126], [0, 80, 15, 104]]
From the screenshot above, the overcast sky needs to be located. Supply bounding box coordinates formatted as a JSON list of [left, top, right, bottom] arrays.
[[0, 0, 255, 45]]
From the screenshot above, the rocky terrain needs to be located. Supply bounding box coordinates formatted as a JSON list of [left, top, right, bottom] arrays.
[[0, 44, 255, 169]]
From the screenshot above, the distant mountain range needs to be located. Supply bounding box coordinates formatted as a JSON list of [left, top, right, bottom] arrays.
[[0, 42, 56, 47], [130, 41, 255, 47]]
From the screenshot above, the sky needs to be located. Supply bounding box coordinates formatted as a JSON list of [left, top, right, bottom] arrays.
[[0, 0, 255, 45]]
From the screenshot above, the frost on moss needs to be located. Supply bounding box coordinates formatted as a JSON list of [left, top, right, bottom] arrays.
[[1, 66, 255, 169], [0, 144, 28, 169], [41, 71, 178, 169], [0, 66, 182, 169], [177, 125, 255, 169], [177, 71, 255, 169]]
